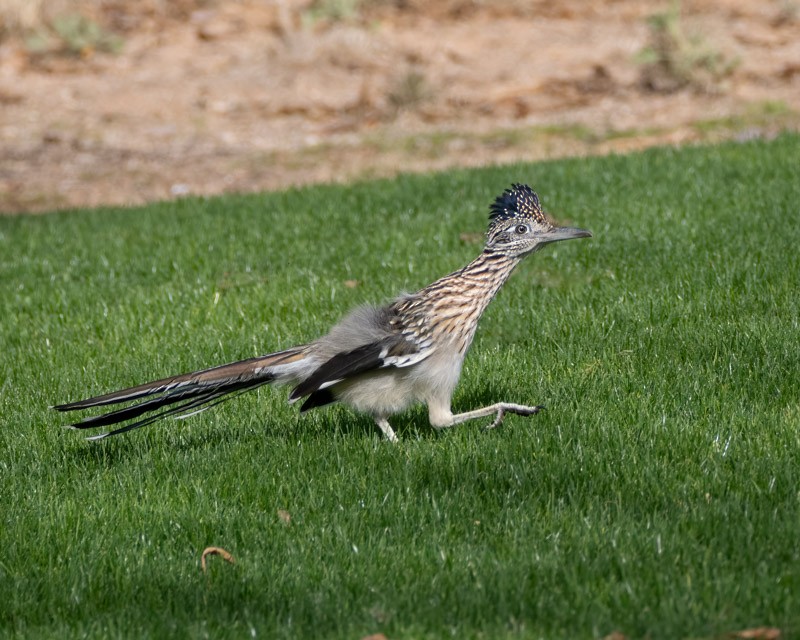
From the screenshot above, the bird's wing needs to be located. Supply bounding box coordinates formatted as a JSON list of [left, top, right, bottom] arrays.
[[288, 335, 429, 403]]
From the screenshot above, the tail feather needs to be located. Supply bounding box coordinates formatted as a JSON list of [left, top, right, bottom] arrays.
[[55, 347, 308, 438], [84, 386, 260, 441], [54, 349, 305, 412]]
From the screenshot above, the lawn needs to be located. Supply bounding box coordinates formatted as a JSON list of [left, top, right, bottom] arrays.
[[1, 134, 799, 639]]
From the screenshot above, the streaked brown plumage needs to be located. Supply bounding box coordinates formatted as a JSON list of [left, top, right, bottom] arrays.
[[55, 184, 591, 441]]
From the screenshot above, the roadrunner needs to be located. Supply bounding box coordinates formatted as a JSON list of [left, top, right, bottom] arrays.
[[55, 184, 591, 442]]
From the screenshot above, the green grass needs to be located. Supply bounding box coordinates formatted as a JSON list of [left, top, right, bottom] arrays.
[[2, 134, 799, 639]]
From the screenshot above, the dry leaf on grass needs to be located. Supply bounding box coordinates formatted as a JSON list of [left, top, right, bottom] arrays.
[[360, 634, 388, 640], [201, 546, 236, 573], [601, 632, 627, 640], [344, 279, 360, 288], [733, 628, 781, 640], [277, 509, 292, 524]]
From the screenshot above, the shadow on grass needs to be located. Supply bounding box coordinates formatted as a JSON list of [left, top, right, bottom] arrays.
[[60, 406, 405, 470], [61, 381, 544, 472]]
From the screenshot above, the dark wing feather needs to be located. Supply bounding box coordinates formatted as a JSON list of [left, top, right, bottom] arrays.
[[289, 333, 430, 404], [289, 341, 390, 402], [299, 389, 336, 413]]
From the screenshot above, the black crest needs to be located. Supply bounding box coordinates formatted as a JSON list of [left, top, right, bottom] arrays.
[[488, 183, 546, 226]]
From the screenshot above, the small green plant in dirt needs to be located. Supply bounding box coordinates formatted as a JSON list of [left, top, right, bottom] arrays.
[[25, 12, 123, 57], [302, 0, 396, 25], [302, 0, 363, 25], [387, 69, 433, 113], [637, 1, 737, 93]]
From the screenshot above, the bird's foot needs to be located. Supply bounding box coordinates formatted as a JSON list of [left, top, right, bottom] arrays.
[[485, 404, 544, 430], [487, 408, 505, 429]]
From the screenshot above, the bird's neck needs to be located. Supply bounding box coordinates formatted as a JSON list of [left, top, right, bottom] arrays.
[[413, 250, 521, 352], [453, 249, 521, 312]]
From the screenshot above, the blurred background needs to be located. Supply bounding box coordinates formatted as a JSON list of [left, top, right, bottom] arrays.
[[1, 0, 798, 213]]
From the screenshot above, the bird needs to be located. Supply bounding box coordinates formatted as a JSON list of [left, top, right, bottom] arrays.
[[54, 184, 591, 442]]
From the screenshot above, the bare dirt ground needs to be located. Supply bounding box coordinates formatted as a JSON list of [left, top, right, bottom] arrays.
[[1, 0, 798, 214]]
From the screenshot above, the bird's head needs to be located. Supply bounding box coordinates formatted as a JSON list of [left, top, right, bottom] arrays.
[[485, 183, 591, 257]]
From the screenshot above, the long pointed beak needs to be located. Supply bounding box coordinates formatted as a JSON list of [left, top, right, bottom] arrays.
[[539, 226, 592, 245]]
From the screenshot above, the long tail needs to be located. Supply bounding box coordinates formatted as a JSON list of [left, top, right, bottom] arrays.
[[54, 347, 309, 440]]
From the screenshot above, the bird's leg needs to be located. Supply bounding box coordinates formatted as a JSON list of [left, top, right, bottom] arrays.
[[374, 416, 398, 443], [432, 403, 544, 431]]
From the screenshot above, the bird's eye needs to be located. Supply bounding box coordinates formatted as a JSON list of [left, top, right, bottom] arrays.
[[515, 224, 529, 235]]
